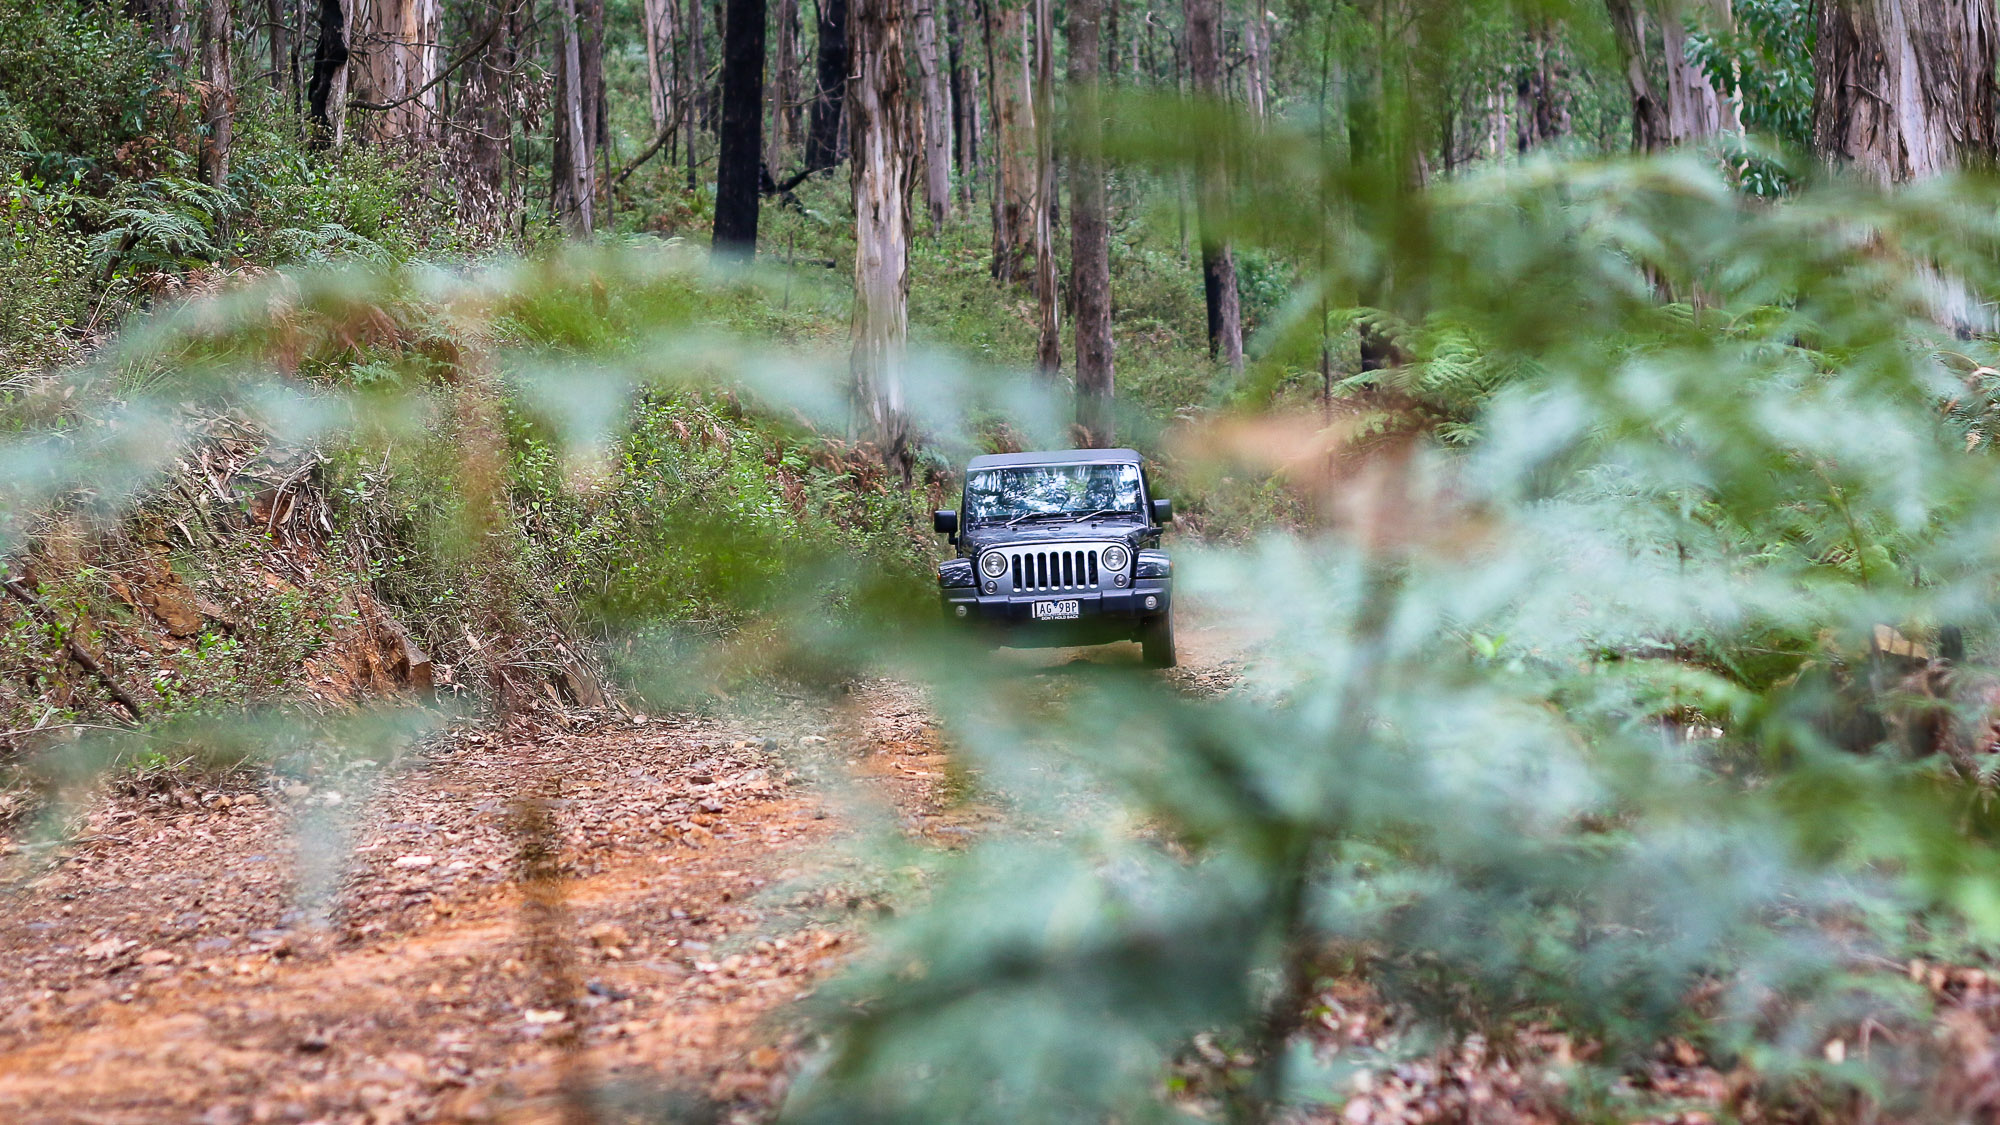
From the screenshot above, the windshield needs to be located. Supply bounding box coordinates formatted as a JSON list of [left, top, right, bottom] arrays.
[[964, 462, 1143, 522]]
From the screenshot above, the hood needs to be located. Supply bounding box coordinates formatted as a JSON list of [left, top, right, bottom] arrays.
[[961, 517, 1149, 555]]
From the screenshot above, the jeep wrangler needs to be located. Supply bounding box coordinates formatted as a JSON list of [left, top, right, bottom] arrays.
[[933, 448, 1176, 668]]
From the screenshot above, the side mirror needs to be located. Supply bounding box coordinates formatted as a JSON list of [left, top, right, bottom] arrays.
[[1151, 498, 1174, 524], [933, 509, 959, 535]]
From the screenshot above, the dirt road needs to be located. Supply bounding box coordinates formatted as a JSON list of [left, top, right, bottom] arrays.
[[0, 609, 1249, 1125], [0, 677, 968, 1125]]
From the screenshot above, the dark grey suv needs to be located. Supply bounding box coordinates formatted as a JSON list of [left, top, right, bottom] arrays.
[[933, 448, 1175, 667]]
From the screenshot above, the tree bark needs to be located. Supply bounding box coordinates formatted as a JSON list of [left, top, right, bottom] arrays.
[[914, 0, 953, 227], [946, 0, 976, 201], [850, 0, 916, 481], [1031, 0, 1058, 372], [1663, 0, 1737, 142], [686, 0, 702, 189], [952, 0, 984, 206], [1243, 1, 1268, 123], [307, 0, 351, 145], [805, 0, 849, 170], [1812, 0, 1998, 182], [644, 0, 678, 136], [267, 0, 289, 93], [580, 0, 606, 149], [1184, 0, 1241, 370], [1605, 0, 1670, 151], [200, 0, 234, 203], [1070, 0, 1113, 445], [1514, 19, 1571, 153], [770, 0, 800, 168], [986, 0, 1033, 283], [714, 0, 767, 254], [687, 0, 709, 131], [553, 0, 596, 234], [351, 0, 445, 142]]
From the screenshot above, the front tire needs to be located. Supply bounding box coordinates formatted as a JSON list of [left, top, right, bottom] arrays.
[[1139, 614, 1177, 669]]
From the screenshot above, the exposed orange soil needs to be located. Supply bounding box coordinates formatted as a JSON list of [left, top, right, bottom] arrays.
[[0, 684, 950, 1125]]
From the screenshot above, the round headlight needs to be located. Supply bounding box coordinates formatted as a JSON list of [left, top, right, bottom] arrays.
[[980, 551, 1009, 578], [1100, 544, 1129, 571]]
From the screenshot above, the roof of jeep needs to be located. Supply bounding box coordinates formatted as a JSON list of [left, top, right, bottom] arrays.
[[966, 448, 1142, 470]]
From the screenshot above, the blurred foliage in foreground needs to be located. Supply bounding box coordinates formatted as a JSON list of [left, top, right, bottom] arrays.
[[14, 132, 2000, 1125]]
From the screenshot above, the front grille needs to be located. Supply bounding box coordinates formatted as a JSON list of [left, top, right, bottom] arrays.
[[1003, 545, 1112, 592]]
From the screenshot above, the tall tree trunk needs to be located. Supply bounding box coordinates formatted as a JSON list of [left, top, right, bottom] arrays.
[[850, 0, 915, 480], [307, 0, 351, 145], [946, 0, 973, 196], [1812, 0, 1997, 182], [644, 0, 674, 134], [267, 0, 289, 92], [986, 0, 1033, 282], [200, 0, 234, 200], [710, 0, 725, 125], [291, 0, 307, 116], [770, 0, 800, 168], [553, 0, 596, 234], [1663, 0, 1736, 142], [1514, 19, 1571, 152], [1243, 1, 1268, 122], [714, 0, 767, 253], [1070, 0, 1113, 445], [686, 0, 702, 189], [1184, 0, 1242, 370], [1105, 0, 1118, 81], [581, 0, 606, 149], [350, 0, 444, 142], [687, 0, 709, 132], [954, 0, 985, 207], [805, 0, 849, 170], [1031, 0, 1058, 372], [914, 0, 952, 227], [1605, 0, 1669, 151]]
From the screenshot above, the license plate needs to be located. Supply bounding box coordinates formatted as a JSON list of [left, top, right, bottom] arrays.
[[1032, 599, 1080, 621]]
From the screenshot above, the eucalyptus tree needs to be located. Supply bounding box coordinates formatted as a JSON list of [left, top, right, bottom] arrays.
[[850, 0, 915, 479], [1812, 0, 1998, 182]]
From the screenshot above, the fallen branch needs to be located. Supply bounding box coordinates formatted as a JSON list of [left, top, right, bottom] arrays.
[[2, 578, 146, 723]]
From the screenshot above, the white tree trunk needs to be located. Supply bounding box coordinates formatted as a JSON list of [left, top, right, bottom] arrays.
[[554, 0, 596, 234], [1243, 3, 1269, 123], [1663, 0, 1738, 142], [851, 0, 915, 478], [914, 0, 953, 228], [643, 0, 676, 135], [1813, 0, 1998, 183], [350, 0, 443, 142]]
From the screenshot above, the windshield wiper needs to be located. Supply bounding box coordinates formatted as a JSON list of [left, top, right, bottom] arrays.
[[1004, 511, 1072, 527], [1060, 508, 1129, 522]]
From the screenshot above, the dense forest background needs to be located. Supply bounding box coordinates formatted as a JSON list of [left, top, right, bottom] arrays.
[[18, 1, 2000, 1122]]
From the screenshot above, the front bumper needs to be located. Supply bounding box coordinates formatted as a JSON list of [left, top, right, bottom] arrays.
[[939, 579, 1172, 641]]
